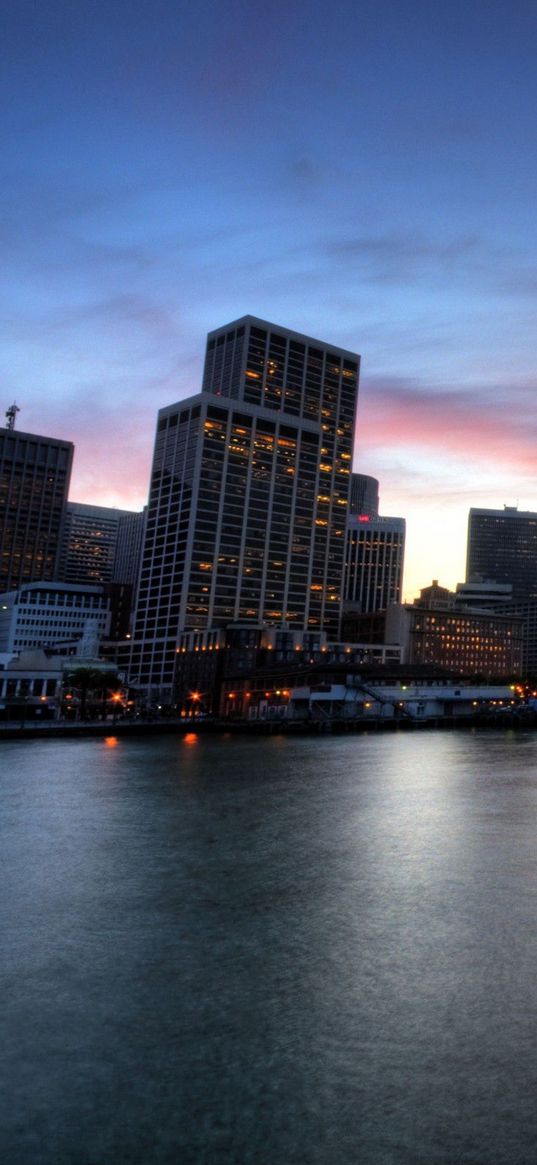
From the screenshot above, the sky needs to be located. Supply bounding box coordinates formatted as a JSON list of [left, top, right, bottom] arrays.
[[3, 0, 537, 599]]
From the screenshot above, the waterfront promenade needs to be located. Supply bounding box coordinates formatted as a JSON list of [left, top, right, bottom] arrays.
[[1, 707, 536, 740]]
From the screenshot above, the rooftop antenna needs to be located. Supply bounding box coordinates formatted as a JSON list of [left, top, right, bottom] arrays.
[[5, 402, 20, 431]]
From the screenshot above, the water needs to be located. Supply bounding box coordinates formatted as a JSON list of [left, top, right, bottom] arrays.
[[3, 729, 537, 1164]]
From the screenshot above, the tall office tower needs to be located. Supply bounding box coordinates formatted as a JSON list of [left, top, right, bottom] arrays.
[[113, 508, 146, 586], [343, 513, 406, 613], [60, 502, 131, 584], [59, 501, 143, 585], [467, 506, 537, 602], [350, 473, 379, 517], [0, 426, 73, 592], [131, 316, 360, 695]]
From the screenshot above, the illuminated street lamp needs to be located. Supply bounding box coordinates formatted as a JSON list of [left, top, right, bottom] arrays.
[[111, 692, 122, 726]]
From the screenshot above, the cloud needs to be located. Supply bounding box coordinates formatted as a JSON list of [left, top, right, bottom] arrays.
[[324, 230, 507, 288], [355, 373, 537, 481]]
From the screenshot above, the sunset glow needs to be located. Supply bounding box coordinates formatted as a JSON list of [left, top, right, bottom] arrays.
[[3, 2, 537, 598]]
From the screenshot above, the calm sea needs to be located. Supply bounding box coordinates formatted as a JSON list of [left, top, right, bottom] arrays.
[[3, 728, 537, 1164]]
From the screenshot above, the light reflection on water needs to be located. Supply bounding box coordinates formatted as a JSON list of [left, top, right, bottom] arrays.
[[3, 729, 537, 1163]]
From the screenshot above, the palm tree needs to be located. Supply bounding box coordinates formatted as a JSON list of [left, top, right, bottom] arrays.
[[64, 667, 120, 720]]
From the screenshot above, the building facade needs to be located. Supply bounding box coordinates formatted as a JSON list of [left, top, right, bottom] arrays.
[[343, 513, 405, 614], [385, 602, 523, 678], [0, 426, 73, 592], [59, 501, 144, 585], [0, 582, 110, 654], [467, 506, 537, 602], [349, 473, 379, 516], [130, 316, 360, 696], [113, 508, 146, 586]]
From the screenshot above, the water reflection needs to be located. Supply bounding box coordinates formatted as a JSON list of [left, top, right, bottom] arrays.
[[182, 732, 198, 746], [3, 730, 537, 1163]]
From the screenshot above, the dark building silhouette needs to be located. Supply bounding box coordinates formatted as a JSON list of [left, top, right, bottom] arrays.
[[467, 506, 537, 602], [350, 473, 379, 517], [0, 426, 73, 592]]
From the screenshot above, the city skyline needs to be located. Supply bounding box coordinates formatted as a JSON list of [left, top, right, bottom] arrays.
[[3, 2, 537, 598]]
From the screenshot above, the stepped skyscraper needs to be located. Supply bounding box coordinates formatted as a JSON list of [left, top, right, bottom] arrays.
[[130, 316, 360, 696]]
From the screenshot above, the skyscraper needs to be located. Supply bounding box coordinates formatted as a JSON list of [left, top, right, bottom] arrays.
[[343, 513, 406, 613], [341, 472, 405, 643], [59, 501, 145, 586], [467, 506, 537, 602], [0, 426, 73, 592], [130, 316, 360, 695]]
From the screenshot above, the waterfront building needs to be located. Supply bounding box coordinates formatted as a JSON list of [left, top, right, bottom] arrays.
[[0, 648, 122, 722], [0, 425, 73, 592], [0, 648, 63, 720], [467, 506, 537, 602], [130, 316, 360, 698], [174, 624, 401, 716], [214, 655, 515, 722], [0, 581, 110, 654], [385, 600, 523, 678]]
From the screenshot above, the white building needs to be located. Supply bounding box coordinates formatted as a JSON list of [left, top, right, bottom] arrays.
[[0, 582, 110, 654], [260, 678, 518, 722]]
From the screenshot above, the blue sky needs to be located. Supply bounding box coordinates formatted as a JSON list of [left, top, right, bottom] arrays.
[[3, 0, 537, 596]]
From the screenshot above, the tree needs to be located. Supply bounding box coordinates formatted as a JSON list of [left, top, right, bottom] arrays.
[[64, 667, 120, 720]]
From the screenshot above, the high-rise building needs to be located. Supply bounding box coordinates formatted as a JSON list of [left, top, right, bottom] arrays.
[[349, 473, 379, 517], [467, 506, 537, 602], [59, 502, 136, 585], [0, 426, 73, 592], [130, 316, 360, 696], [113, 508, 146, 586], [59, 502, 145, 587], [341, 472, 405, 643], [343, 513, 406, 614]]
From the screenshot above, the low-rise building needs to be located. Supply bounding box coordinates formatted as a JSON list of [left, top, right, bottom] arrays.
[[0, 649, 64, 719], [174, 624, 402, 716], [216, 659, 518, 721]]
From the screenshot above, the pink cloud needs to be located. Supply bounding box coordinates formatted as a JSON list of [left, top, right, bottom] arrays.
[[355, 375, 537, 475]]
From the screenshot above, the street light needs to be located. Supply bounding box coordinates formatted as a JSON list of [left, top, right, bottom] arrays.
[[111, 692, 122, 726]]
